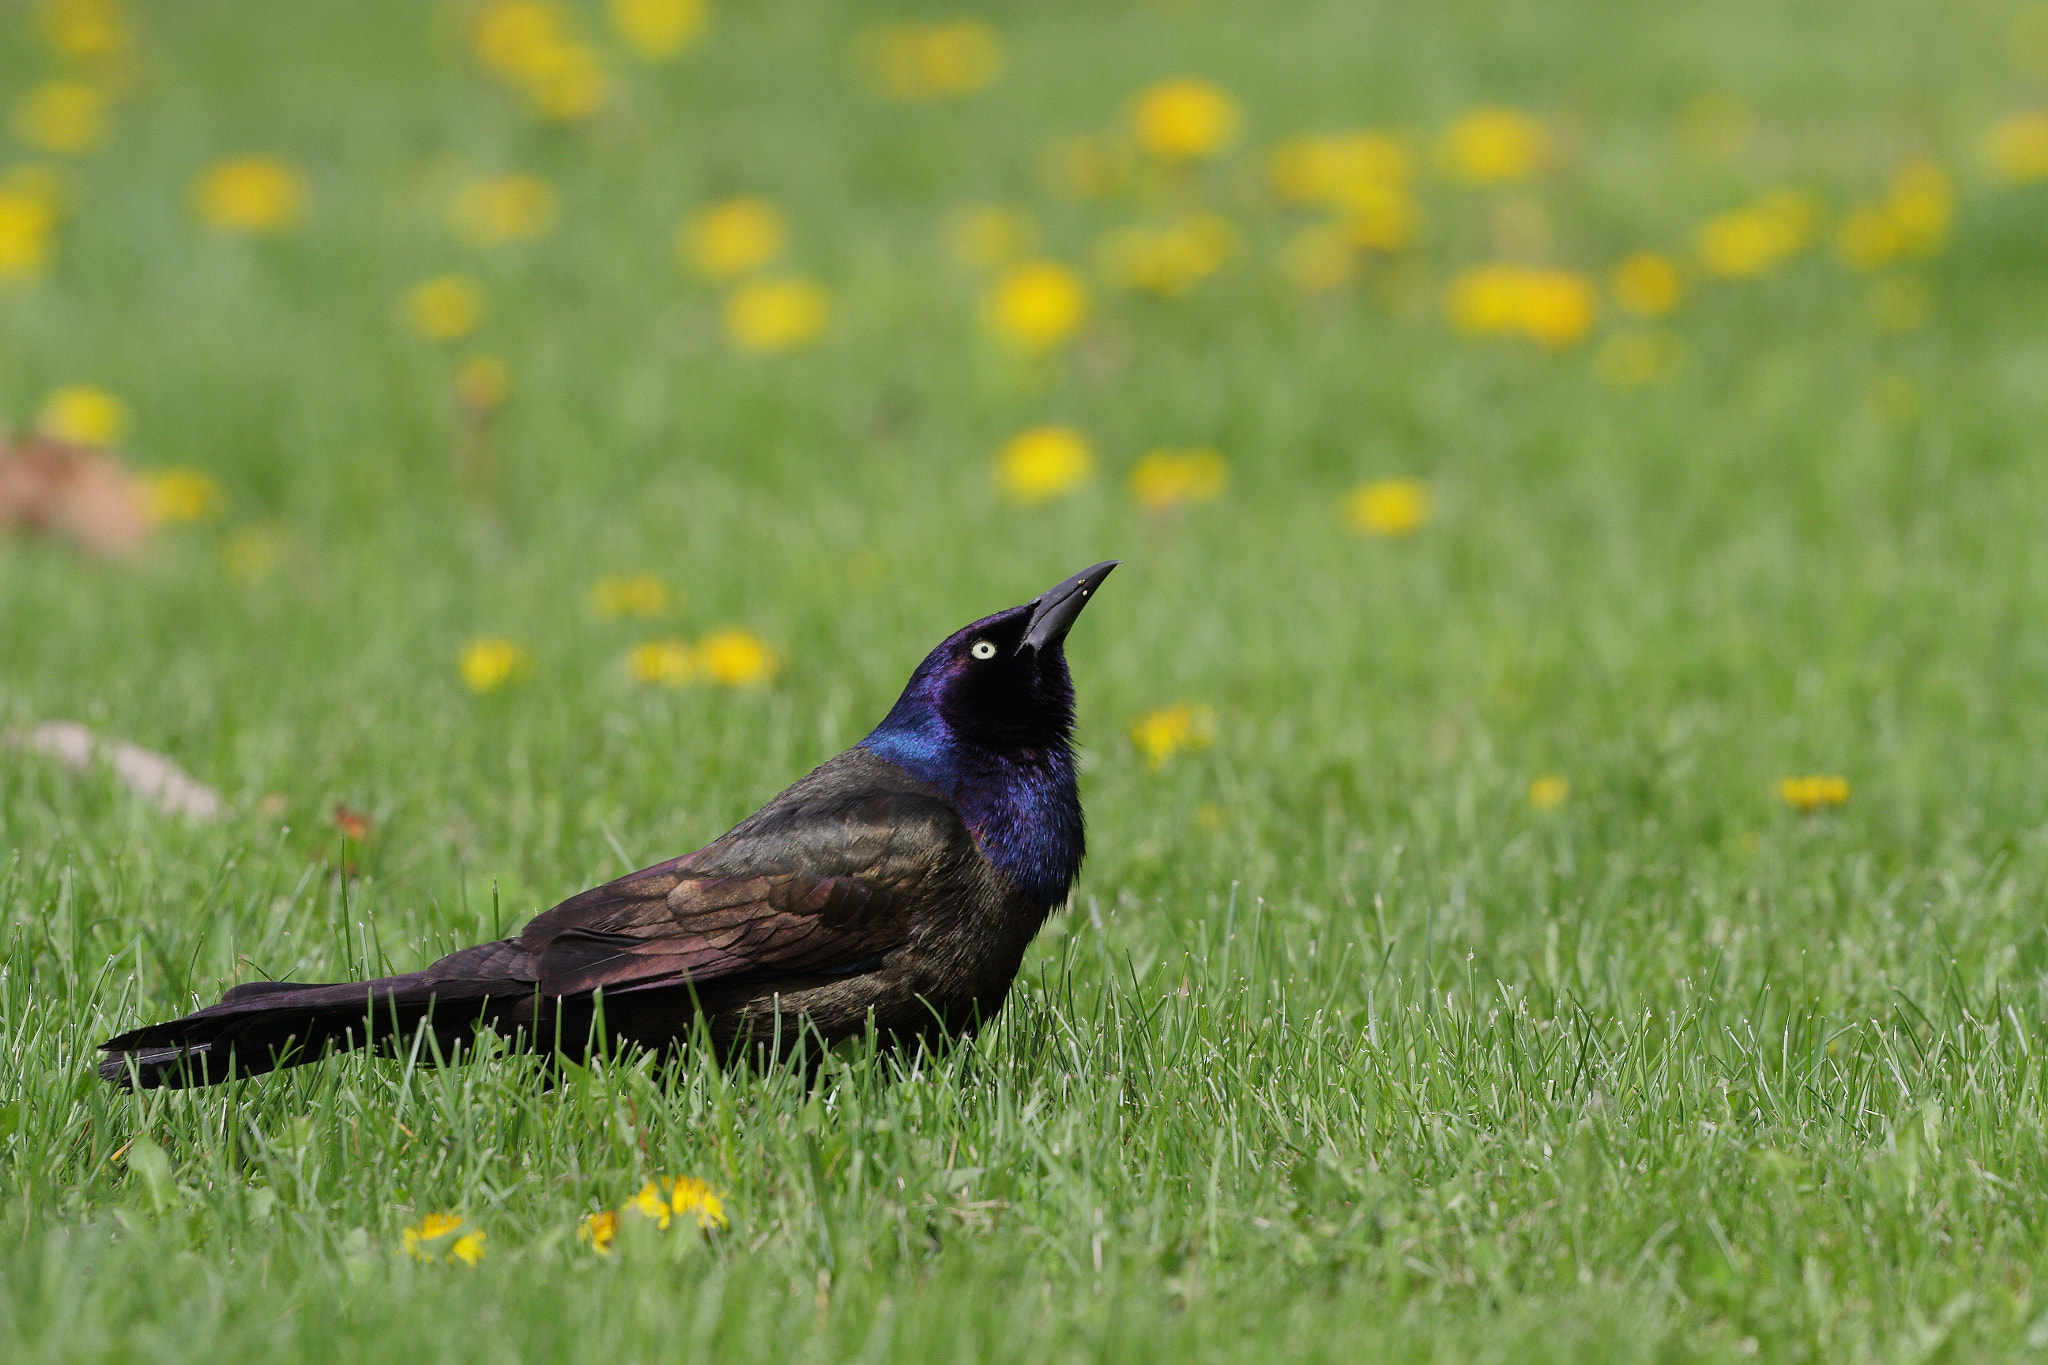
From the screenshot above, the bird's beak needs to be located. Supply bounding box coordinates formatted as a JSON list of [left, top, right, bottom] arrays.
[[1021, 560, 1119, 654]]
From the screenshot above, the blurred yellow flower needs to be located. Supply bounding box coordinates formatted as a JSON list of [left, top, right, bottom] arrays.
[[451, 174, 558, 246], [585, 1176, 726, 1250], [1439, 107, 1551, 184], [723, 276, 830, 351], [0, 192, 57, 281], [193, 156, 305, 232], [13, 80, 110, 154], [524, 41, 609, 120], [996, 426, 1092, 504], [983, 260, 1088, 353], [608, 0, 708, 61], [578, 1209, 619, 1254], [629, 638, 695, 685], [406, 275, 485, 342], [1593, 329, 1688, 389], [473, 1, 609, 120], [1609, 251, 1683, 317], [946, 205, 1033, 268], [1268, 131, 1410, 205], [666, 1176, 727, 1229], [1129, 448, 1227, 512], [1130, 704, 1214, 768], [461, 638, 528, 693], [1345, 479, 1428, 536], [1097, 215, 1236, 296], [1983, 112, 2048, 182], [861, 20, 1002, 101], [1884, 161, 1950, 257], [1695, 190, 1818, 278], [1867, 273, 1933, 333], [455, 353, 512, 410], [402, 1212, 486, 1266], [1131, 80, 1239, 162], [1280, 222, 1354, 292], [1333, 180, 1419, 251], [696, 629, 777, 686], [138, 469, 224, 524], [1446, 264, 1596, 348], [591, 572, 669, 618], [1528, 775, 1569, 811], [1778, 775, 1849, 811], [222, 527, 282, 587], [682, 196, 784, 279], [38, 385, 126, 445], [34, 0, 131, 61]]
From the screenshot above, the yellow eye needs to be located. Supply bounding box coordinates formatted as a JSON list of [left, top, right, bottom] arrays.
[[970, 640, 997, 660]]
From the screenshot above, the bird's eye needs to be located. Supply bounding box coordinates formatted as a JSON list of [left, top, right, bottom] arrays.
[[970, 640, 997, 660]]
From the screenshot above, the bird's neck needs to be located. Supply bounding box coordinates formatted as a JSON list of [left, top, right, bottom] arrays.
[[860, 716, 1084, 913]]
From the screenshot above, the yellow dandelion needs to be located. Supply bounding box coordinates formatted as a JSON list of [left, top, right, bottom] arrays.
[[1885, 161, 1950, 258], [1280, 222, 1355, 292], [138, 469, 225, 524], [1129, 448, 1227, 513], [1528, 775, 1569, 811], [861, 20, 1002, 101], [402, 1212, 486, 1266], [1097, 215, 1237, 296], [1439, 107, 1551, 184], [1345, 479, 1428, 537], [1130, 705, 1214, 769], [405, 276, 484, 342], [946, 205, 1033, 268], [995, 426, 1092, 505], [222, 527, 282, 587], [1778, 775, 1849, 812], [665, 1176, 728, 1230], [608, 0, 708, 61], [1445, 264, 1596, 348], [34, 0, 132, 62], [1131, 80, 1239, 162], [1983, 112, 2048, 182], [37, 385, 126, 446], [523, 41, 610, 120], [1593, 329, 1688, 389], [1695, 190, 1818, 279], [630, 638, 695, 685], [1332, 179, 1419, 252], [590, 572, 669, 618], [695, 629, 777, 686], [193, 156, 305, 233], [578, 1209, 620, 1255], [455, 354, 512, 411], [475, 0, 570, 78], [451, 174, 558, 247], [1268, 131, 1410, 205], [983, 260, 1088, 353], [681, 196, 784, 279], [460, 638, 529, 693], [1609, 251, 1683, 317], [13, 80, 110, 155], [0, 192, 56, 280], [723, 276, 830, 352]]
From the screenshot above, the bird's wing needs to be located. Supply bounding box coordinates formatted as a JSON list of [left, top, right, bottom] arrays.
[[489, 763, 970, 998]]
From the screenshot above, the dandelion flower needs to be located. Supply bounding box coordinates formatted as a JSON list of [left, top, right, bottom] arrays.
[[983, 260, 1087, 353], [1131, 80, 1239, 162], [695, 629, 777, 686], [1884, 161, 1950, 257], [0, 192, 57, 281], [402, 1212, 486, 1266], [1439, 107, 1551, 184], [578, 1209, 620, 1254], [193, 157, 305, 232], [13, 80, 110, 155], [1130, 705, 1214, 768], [861, 20, 1002, 101], [1097, 215, 1236, 296], [1982, 112, 2048, 182], [723, 276, 830, 351], [1528, 775, 1569, 811], [590, 573, 669, 618], [455, 354, 512, 411], [1345, 479, 1428, 537], [1778, 775, 1849, 812], [1445, 264, 1596, 348], [461, 638, 528, 693], [1129, 448, 1227, 512], [1268, 131, 1410, 205], [138, 469, 225, 524], [995, 426, 1092, 504], [681, 196, 784, 279], [946, 205, 1033, 268], [665, 1176, 728, 1230], [629, 639, 695, 685], [406, 276, 485, 342], [1695, 190, 1818, 278], [38, 385, 127, 446], [451, 174, 558, 247], [1333, 180, 1419, 251], [608, 0, 708, 61], [1609, 251, 1682, 317]]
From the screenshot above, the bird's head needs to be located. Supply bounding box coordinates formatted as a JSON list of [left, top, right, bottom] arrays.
[[863, 561, 1118, 773]]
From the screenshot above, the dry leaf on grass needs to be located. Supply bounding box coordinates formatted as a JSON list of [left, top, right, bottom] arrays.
[[0, 436, 150, 556], [8, 721, 222, 819]]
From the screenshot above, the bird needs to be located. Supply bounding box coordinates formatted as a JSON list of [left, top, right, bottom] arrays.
[[99, 560, 1119, 1089]]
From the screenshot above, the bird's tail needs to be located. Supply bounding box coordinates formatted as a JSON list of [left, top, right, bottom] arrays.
[[98, 958, 570, 1089]]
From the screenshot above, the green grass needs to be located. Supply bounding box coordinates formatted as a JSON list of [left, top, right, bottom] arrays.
[[10, 0, 2048, 1358]]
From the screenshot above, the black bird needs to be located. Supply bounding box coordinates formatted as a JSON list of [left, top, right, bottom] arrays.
[[99, 561, 1119, 1089]]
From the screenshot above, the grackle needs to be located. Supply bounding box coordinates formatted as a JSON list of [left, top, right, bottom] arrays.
[[99, 561, 1119, 1088]]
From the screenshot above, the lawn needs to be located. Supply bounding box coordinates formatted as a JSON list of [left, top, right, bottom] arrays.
[[8, 0, 2048, 1359]]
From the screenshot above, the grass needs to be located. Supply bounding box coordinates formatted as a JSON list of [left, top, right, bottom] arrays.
[[9, 0, 2048, 1358]]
